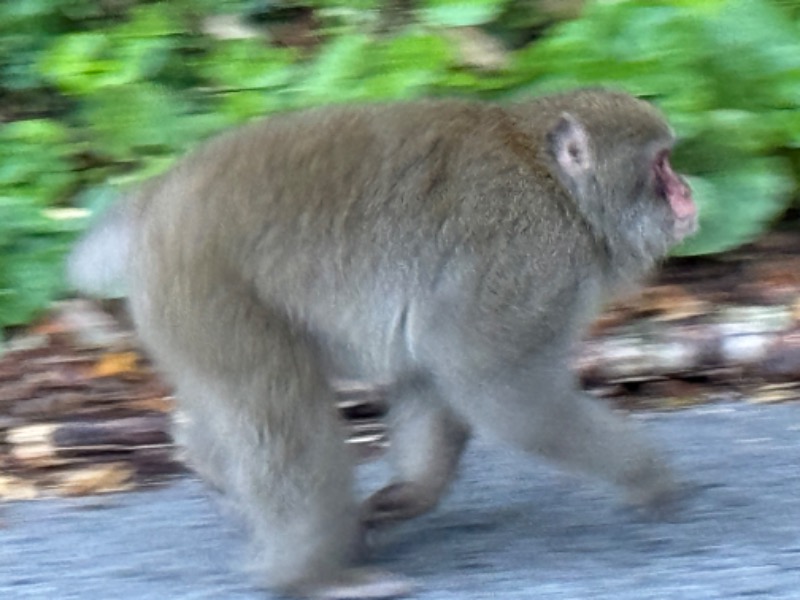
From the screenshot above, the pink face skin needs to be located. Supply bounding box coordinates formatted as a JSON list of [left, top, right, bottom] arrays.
[[654, 150, 698, 240]]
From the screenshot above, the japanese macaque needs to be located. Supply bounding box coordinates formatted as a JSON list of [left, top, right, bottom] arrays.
[[68, 89, 697, 598]]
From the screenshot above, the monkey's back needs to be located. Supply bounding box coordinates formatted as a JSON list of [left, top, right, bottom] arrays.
[[129, 99, 601, 377], [153, 102, 585, 271]]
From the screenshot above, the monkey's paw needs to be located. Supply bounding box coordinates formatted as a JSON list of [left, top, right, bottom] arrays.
[[293, 568, 415, 599], [361, 482, 439, 527], [623, 463, 687, 519], [628, 477, 721, 523]]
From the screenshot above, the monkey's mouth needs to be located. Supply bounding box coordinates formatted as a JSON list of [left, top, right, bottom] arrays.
[[673, 212, 699, 240]]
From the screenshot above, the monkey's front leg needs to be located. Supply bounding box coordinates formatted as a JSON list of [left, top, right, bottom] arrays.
[[448, 362, 679, 511], [362, 381, 470, 527]]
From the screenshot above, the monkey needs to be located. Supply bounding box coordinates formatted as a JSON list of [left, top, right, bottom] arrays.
[[67, 88, 698, 598]]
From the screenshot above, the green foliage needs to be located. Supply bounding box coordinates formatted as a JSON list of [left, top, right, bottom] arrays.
[[420, 0, 508, 27], [0, 120, 72, 204], [0, 118, 80, 332], [1, 0, 799, 333], [0, 200, 81, 333], [295, 30, 455, 105]]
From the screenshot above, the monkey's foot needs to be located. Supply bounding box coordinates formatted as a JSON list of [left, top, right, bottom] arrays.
[[623, 462, 684, 517], [361, 482, 439, 527], [293, 568, 414, 599], [629, 478, 720, 522]]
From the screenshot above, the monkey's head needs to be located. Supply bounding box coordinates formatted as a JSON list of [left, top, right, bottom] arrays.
[[541, 89, 697, 268]]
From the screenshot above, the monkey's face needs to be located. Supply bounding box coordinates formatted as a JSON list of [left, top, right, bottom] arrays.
[[595, 134, 698, 258]]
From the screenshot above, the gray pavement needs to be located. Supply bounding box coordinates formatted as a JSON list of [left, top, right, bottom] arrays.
[[2, 402, 800, 599]]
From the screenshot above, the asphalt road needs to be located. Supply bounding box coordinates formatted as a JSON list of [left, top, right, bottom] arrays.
[[2, 402, 799, 599]]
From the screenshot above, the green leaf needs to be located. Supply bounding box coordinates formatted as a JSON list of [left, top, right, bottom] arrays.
[[0, 120, 73, 204], [38, 32, 115, 94], [296, 33, 373, 104], [37, 5, 181, 95], [420, 0, 507, 27], [198, 39, 296, 90], [0, 197, 77, 329], [382, 31, 452, 72], [80, 84, 194, 158], [114, 3, 183, 38], [701, 0, 800, 109], [214, 90, 277, 123]]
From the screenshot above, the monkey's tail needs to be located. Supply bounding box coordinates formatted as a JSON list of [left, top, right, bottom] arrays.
[[67, 200, 134, 297]]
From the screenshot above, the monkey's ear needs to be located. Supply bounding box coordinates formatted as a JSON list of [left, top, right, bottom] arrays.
[[547, 113, 594, 180]]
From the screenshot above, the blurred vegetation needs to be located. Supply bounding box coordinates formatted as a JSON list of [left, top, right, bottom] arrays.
[[1, 0, 799, 337]]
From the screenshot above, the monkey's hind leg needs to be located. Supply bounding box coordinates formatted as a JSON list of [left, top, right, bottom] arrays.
[[169, 315, 412, 599], [362, 380, 470, 527]]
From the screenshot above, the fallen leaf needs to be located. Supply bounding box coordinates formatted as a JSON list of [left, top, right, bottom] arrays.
[[0, 475, 39, 500], [58, 464, 135, 496], [90, 352, 141, 378], [126, 396, 176, 413], [749, 384, 800, 404], [637, 285, 710, 321]]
